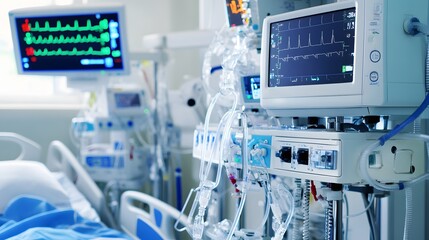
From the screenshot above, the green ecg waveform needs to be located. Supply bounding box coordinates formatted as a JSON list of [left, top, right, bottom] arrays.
[[34, 47, 111, 56], [24, 32, 110, 45], [31, 19, 109, 32]]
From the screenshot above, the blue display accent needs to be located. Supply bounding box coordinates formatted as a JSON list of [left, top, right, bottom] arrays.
[[230, 134, 272, 168], [175, 168, 183, 209], [241, 75, 261, 103], [153, 208, 163, 228], [105, 57, 113, 68], [136, 218, 163, 240], [85, 156, 115, 168], [249, 135, 272, 168]]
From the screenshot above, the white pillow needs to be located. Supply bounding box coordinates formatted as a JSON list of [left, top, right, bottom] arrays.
[[0, 160, 71, 212]]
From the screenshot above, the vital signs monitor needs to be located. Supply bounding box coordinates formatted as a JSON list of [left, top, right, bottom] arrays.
[[9, 4, 130, 78], [260, 0, 428, 117]]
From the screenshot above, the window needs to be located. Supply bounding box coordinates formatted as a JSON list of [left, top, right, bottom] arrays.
[[0, 0, 83, 107]]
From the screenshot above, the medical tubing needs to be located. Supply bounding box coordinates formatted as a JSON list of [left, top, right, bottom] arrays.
[[324, 201, 334, 240], [260, 181, 272, 233], [247, 151, 271, 232], [199, 92, 221, 181], [343, 194, 349, 240], [226, 112, 250, 240], [293, 179, 302, 240], [415, 22, 429, 35], [403, 187, 413, 240], [344, 193, 375, 218], [272, 184, 295, 240], [426, 35, 429, 91], [250, 150, 272, 233], [252, 154, 271, 233], [204, 92, 239, 187], [302, 180, 310, 240], [378, 93, 429, 146], [192, 187, 213, 239], [202, 26, 228, 96], [362, 194, 378, 240], [206, 110, 234, 187], [190, 95, 239, 239], [175, 188, 198, 233]]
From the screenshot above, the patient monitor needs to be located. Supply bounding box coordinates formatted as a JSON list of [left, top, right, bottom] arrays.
[[9, 4, 130, 80], [260, 0, 429, 117]]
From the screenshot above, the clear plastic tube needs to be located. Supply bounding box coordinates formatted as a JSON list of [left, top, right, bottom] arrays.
[[189, 24, 257, 239], [403, 187, 412, 240], [344, 194, 375, 218], [199, 92, 221, 181], [260, 181, 272, 233], [324, 201, 334, 240], [271, 183, 295, 240], [188, 110, 235, 238], [226, 112, 250, 240], [177, 100, 233, 235], [302, 180, 310, 240], [293, 179, 302, 240]]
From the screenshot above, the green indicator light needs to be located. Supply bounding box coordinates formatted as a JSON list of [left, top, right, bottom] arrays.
[[34, 47, 112, 57], [342, 65, 353, 73], [112, 50, 121, 57], [31, 19, 110, 32], [24, 33, 110, 45], [144, 108, 150, 114]]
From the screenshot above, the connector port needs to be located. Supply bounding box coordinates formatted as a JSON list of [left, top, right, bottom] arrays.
[[297, 148, 309, 165], [276, 146, 292, 163]]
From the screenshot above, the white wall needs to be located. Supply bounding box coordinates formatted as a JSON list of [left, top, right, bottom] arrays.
[[0, 108, 79, 161]]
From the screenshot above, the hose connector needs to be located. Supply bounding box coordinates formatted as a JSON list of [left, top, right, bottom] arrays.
[[403, 17, 421, 36]]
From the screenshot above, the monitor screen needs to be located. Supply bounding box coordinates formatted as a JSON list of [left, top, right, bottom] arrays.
[[242, 75, 261, 103], [225, 0, 246, 27], [114, 92, 141, 108], [268, 7, 355, 87], [9, 5, 129, 76]]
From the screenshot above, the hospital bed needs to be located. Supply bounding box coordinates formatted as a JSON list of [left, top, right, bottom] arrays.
[[0, 132, 188, 239]]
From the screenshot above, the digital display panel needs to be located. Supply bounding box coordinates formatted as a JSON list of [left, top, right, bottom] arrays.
[[114, 93, 141, 108], [225, 0, 246, 27], [268, 8, 355, 87], [242, 75, 260, 102], [14, 13, 125, 72]]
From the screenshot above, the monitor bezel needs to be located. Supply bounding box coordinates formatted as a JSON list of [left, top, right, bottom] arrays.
[[261, 1, 364, 109], [9, 3, 130, 78]]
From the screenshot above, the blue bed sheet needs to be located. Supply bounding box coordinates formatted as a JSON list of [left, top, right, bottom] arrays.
[[0, 196, 131, 240]]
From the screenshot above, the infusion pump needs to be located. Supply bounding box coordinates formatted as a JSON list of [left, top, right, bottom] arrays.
[[260, 0, 429, 117]]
